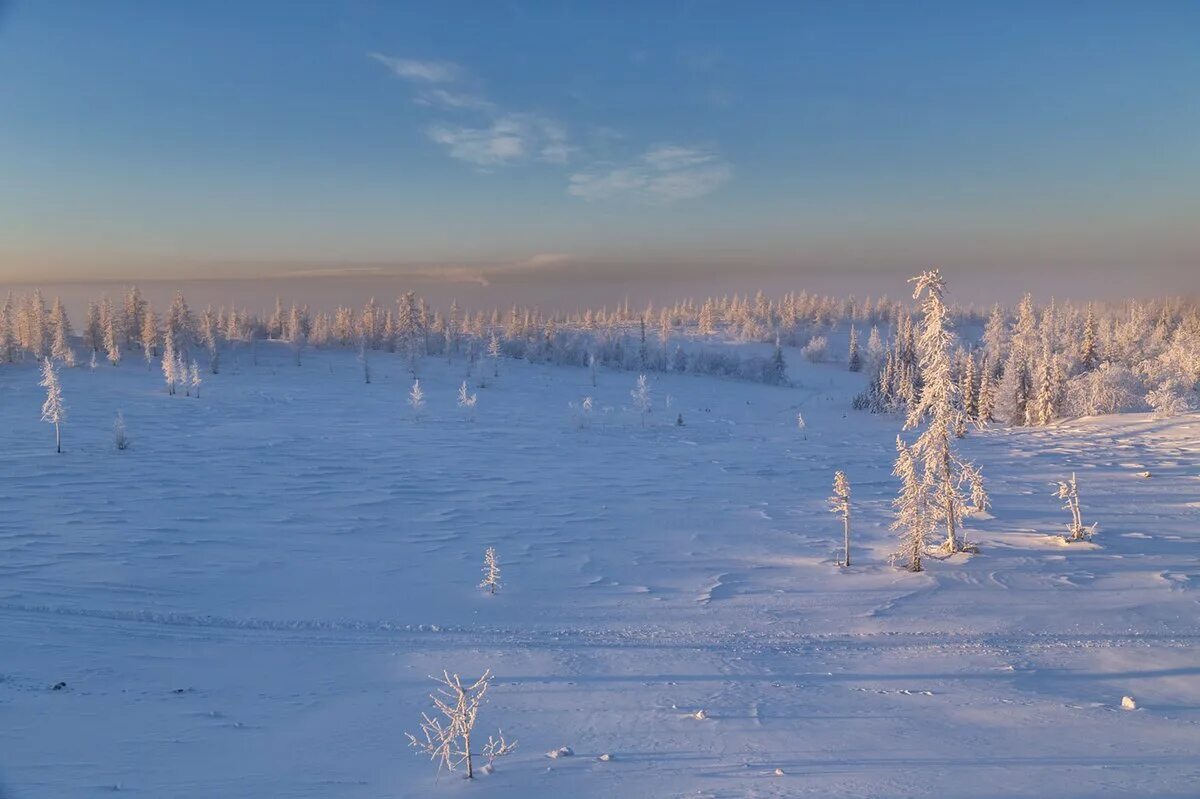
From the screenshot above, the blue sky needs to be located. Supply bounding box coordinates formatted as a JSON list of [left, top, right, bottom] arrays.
[[1, 1, 1197, 288]]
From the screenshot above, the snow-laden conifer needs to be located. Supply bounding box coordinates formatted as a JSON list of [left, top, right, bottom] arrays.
[[487, 332, 501, 377], [40, 357, 66, 453], [479, 547, 501, 594], [891, 436, 926, 571], [847, 326, 862, 372], [189, 360, 202, 398], [905, 270, 987, 555]]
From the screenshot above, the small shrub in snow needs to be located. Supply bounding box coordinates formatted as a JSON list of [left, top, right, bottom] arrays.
[[457, 381, 477, 421], [801, 335, 828, 363], [570, 396, 594, 429], [1054, 472, 1096, 542], [406, 670, 516, 780]]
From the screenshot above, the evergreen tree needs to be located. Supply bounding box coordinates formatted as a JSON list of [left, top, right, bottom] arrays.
[[905, 270, 986, 555], [39, 357, 66, 453], [847, 325, 862, 372], [49, 297, 75, 366], [891, 437, 926, 572]]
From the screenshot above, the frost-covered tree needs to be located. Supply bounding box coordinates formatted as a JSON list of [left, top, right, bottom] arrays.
[[457, 380, 477, 421], [829, 471, 851, 567], [39, 357, 66, 453], [140, 308, 159, 366], [697, 299, 716, 336], [83, 301, 102, 355], [981, 303, 1009, 372], [406, 670, 516, 780], [891, 436, 926, 571], [479, 547, 501, 594], [766, 337, 788, 385], [358, 341, 371, 384], [905, 270, 986, 555], [486, 332, 501, 378], [631, 374, 652, 426], [801, 335, 828, 363], [1054, 473, 1096, 542], [113, 410, 129, 451], [123, 285, 146, 349], [865, 325, 885, 373], [0, 293, 16, 363], [189, 360, 202, 398], [1079, 304, 1099, 372], [847, 326, 862, 372], [201, 305, 220, 373], [102, 297, 121, 365], [409, 378, 425, 418], [162, 328, 178, 395], [49, 297, 75, 367]]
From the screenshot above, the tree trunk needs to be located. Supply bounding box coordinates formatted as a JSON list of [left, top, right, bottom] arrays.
[[55, 423, 61, 454], [843, 512, 850, 567]]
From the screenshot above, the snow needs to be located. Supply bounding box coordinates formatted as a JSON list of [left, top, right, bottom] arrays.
[[2, 343, 1199, 797]]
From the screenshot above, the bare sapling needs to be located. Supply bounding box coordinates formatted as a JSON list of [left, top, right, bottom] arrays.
[[113, 411, 129, 450], [1055, 473, 1096, 541], [406, 670, 516, 780]]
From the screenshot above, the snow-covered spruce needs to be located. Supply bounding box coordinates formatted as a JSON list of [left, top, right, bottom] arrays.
[[39, 357, 66, 453], [904, 270, 989, 556]]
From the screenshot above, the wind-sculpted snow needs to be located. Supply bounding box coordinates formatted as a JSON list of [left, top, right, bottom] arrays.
[[1, 344, 1198, 797]]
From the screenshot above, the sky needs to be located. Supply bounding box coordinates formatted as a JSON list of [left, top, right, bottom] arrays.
[[1, 1, 1198, 297]]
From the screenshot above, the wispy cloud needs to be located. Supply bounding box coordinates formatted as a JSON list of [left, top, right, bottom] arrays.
[[368, 53, 462, 84], [428, 113, 570, 167], [568, 145, 732, 202], [372, 53, 732, 201], [372, 52, 572, 168]]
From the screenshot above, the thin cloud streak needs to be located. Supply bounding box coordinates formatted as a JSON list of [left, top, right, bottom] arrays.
[[368, 53, 462, 83], [569, 145, 732, 202], [371, 53, 731, 199]]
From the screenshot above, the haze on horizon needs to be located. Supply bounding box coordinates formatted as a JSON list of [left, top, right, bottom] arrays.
[[1, 1, 1197, 298]]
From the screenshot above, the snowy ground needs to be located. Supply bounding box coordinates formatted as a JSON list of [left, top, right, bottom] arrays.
[[2, 344, 1198, 798]]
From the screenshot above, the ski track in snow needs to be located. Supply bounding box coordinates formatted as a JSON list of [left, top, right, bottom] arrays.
[[2, 344, 1200, 797]]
